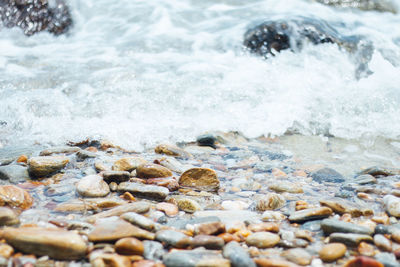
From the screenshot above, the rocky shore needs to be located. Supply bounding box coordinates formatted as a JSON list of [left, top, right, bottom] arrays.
[[0, 132, 399, 266]]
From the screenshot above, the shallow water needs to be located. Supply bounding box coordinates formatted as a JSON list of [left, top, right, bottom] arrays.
[[1, 0, 400, 150]]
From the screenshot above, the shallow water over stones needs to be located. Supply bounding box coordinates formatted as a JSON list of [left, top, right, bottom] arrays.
[[0, 133, 399, 265]]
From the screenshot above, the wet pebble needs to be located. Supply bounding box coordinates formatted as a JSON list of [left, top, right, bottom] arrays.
[[28, 156, 69, 177], [319, 243, 347, 262], [261, 210, 287, 221], [343, 256, 384, 267], [282, 248, 312, 266], [156, 230, 191, 248], [155, 144, 190, 157], [321, 218, 374, 235], [102, 170, 130, 183], [0, 185, 33, 210], [320, 197, 372, 217], [179, 168, 220, 192], [0, 206, 19, 226], [374, 234, 392, 252], [269, 181, 303, 193], [115, 237, 144, 255], [311, 167, 345, 183], [121, 212, 157, 231], [136, 163, 173, 179], [254, 258, 299, 267], [354, 174, 377, 185], [246, 232, 280, 248], [163, 250, 228, 267], [194, 221, 225, 235], [156, 202, 179, 217], [329, 233, 373, 246], [118, 182, 169, 200], [0, 164, 30, 184], [143, 240, 165, 261], [255, 193, 286, 211], [112, 157, 147, 172], [289, 207, 332, 223], [176, 198, 202, 213], [191, 235, 224, 249], [0, 244, 14, 258], [222, 241, 256, 267], [384, 195, 400, 217], [76, 175, 110, 197]]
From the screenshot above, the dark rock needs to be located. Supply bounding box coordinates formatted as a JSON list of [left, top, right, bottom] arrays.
[[0, 164, 29, 184], [329, 233, 373, 246], [196, 134, 217, 148], [222, 241, 256, 267], [0, 0, 73, 36], [375, 224, 391, 235], [102, 171, 130, 184], [288, 207, 333, 223], [321, 219, 374, 235], [76, 150, 96, 161], [311, 168, 345, 183]]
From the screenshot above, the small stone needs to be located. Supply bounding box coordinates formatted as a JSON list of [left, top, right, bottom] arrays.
[[359, 166, 400, 177], [289, 207, 332, 223], [121, 212, 157, 231], [39, 146, 80, 156], [76, 175, 110, 197], [16, 155, 28, 163], [156, 202, 179, 217], [155, 144, 189, 157], [55, 197, 125, 212], [269, 181, 303, 194], [179, 168, 219, 192], [0, 244, 13, 258], [354, 175, 377, 185], [221, 200, 249, 210], [343, 256, 384, 267], [76, 149, 97, 161], [311, 168, 345, 183], [176, 198, 202, 213], [28, 156, 69, 178], [3, 227, 87, 260], [0, 185, 33, 210], [329, 233, 373, 246], [196, 134, 217, 148], [133, 260, 165, 267], [163, 250, 225, 267], [136, 164, 173, 179], [102, 171, 130, 183], [320, 197, 373, 217], [143, 240, 165, 261], [155, 230, 191, 248], [358, 242, 376, 257], [88, 217, 155, 242], [194, 221, 225, 236], [374, 234, 392, 252], [92, 253, 131, 267], [157, 157, 187, 174], [383, 195, 400, 217], [118, 182, 169, 201], [112, 157, 147, 172], [255, 193, 286, 211], [191, 235, 224, 249], [86, 202, 150, 222], [282, 248, 312, 266], [246, 232, 280, 248], [247, 222, 279, 233], [115, 237, 144, 255], [321, 219, 374, 235], [0, 207, 19, 225], [222, 241, 256, 267], [146, 177, 179, 191], [254, 258, 299, 267], [374, 253, 398, 267], [261, 210, 287, 221], [0, 165, 30, 184], [319, 243, 347, 262]]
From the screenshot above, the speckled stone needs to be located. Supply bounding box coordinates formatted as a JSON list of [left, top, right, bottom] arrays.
[[136, 163, 173, 179], [28, 156, 69, 177], [179, 168, 220, 192], [176, 198, 202, 213]]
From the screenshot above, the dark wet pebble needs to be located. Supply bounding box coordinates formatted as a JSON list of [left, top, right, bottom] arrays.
[[321, 219, 374, 235], [197, 134, 217, 148], [311, 168, 345, 183], [223, 241, 256, 267], [103, 171, 130, 183], [329, 233, 373, 246], [76, 150, 96, 161], [191, 235, 224, 250]]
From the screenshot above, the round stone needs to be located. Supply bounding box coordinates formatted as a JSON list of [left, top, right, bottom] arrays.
[[0, 185, 33, 210], [176, 198, 202, 213], [115, 237, 144, 256], [76, 175, 110, 197], [246, 232, 280, 248], [319, 243, 347, 262], [179, 168, 219, 191], [136, 164, 172, 179], [28, 156, 69, 177]]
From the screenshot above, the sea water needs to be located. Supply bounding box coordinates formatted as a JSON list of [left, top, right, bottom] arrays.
[[1, 0, 400, 151]]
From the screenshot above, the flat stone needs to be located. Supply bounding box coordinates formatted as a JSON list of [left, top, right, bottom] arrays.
[[374, 253, 399, 267], [118, 182, 169, 201], [320, 197, 373, 217], [222, 241, 256, 267], [146, 177, 179, 191], [191, 235, 224, 250], [0, 185, 33, 210], [329, 233, 373, 246], [176, 198, 202, 213], [155, 144, 190, 157], [282, 248, 312, 266], [121, 212, 157, 231], [88, 217, 155, 242], [39, 146, 80, 156], [91, 253, 131, 267], [157, 157, 187, 174], [3, 227, 87, 260], [255, 193, 286, 211], [86, 202, 150, 222], [354, 174, 377, 185], [162, 250, 225, 267], [261, 210, 287, 221], [179, 168, 219, 192], [194, 221, 225, 236], [246, 232, 280, 248], [76, 149, 97, 161], [289, 207, 332, 223], [55, 197, 125, 212], [112, 157, 147, 172], [319, 243, 347, 262], [374, 234, 392, 252], [384, 195, 400, 217], [143, 240, 165, 261], [0, 165, 29, 184], [155, 230, 191, 248], [28, 156, 69, 177], [102, 171, 130, 183], [321, 219, 374, 235], [311, 168, 345, 183], [76, 175, 109, 198], [359, 166, 400, 177], [194, 210, 258, 224], [269, 181, 303, 194], [115, 237, 144, 255], [136, 164, 173, 179], [156, 202, 179, 217], [248, 222, 280, 233], [254, 258, 299, 267], [0, 207, 19, 225]]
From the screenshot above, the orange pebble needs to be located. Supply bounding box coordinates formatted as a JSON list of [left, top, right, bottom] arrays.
[[16, 155, 28, 163]]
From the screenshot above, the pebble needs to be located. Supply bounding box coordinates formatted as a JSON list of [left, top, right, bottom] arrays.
[[86, 201, 150, 222], [254, 258, 299, 267], [0, 244, 14, 258], [179, 168, 220, 192], [112, 157, 147, 172], [383, 195, 400, 217], [343, 256, 384, 267], [102, 170, 131, 183], [118, 182, 169, 200], [136, 163, 173, 179], [374, 234, 392, 252], [155, 144, 189, 157], [261, 210, 287, 221], [162, 250, 226, 267], [223, 241, 256, 267], [121, 212, 157, 231], [282, 248, 312, 266], [156, 202, 179, 217], [374, 252, 399, 267], [157, 157, 187, 174], [76, 175, 110, 197], [0, 185, 33, 210], [194, 221, 225, 235], [321, 218, 374, 235], [196, 134, 217, 148], [0, 164, 30, 184], [269, 181, 303, 194], [311, 167, 345, 183], [329, 233, 373, 246], [115, 237, 144, 255], [221, 200, 249, 210], [354, 174, 377, 185], [39, 146, 80, 156], [92, 253, 131, 267], [255, 193, 286, 211], [146, 177, 179, 191], [133, 260, 165, 267], [359, 166, 399, 177], [288, 207, 332, 223], [246, 232, 280, 248], [143, 241, 165, 262], [88, 217, 155, 242], [3, 227, 87, 260], [28, 156, 69, 177], [155, 230, 191, 248], [319, 243, 347, 262], [358, 242, 376, 257], [191, 235, 224, 249], [176, 198, 202, 213], [247, 222, 280, 233], [320, 197, 373, 217], [76, 149, 97, 161], [55, 197, 125, 212], [0, 207, 19, 225]]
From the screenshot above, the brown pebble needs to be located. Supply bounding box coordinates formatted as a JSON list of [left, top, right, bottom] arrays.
[[217, 233, 240, 243], [246, 232, 280, 248], [133, 260, 166, 267], [247, 222, 280, 233], [156, 202, 179, 217], [136, 163, 172, 179], [254, 258, 299, 267], [394, 248, 400, 259], [121, 192, 136, 201], [115, 237, 144, 255], [17, 155, 28, 163], [195, 221, 225, 236], [179, 168, 220, 192], [0, 185, 33, 210], [0, 244, 14, 258], [358, 242, 376, 257], [319, 243, 347, 262], [343, 256, 384, 267]]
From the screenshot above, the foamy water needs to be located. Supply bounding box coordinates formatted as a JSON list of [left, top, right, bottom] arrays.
[[1, 0, 400, 150]]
